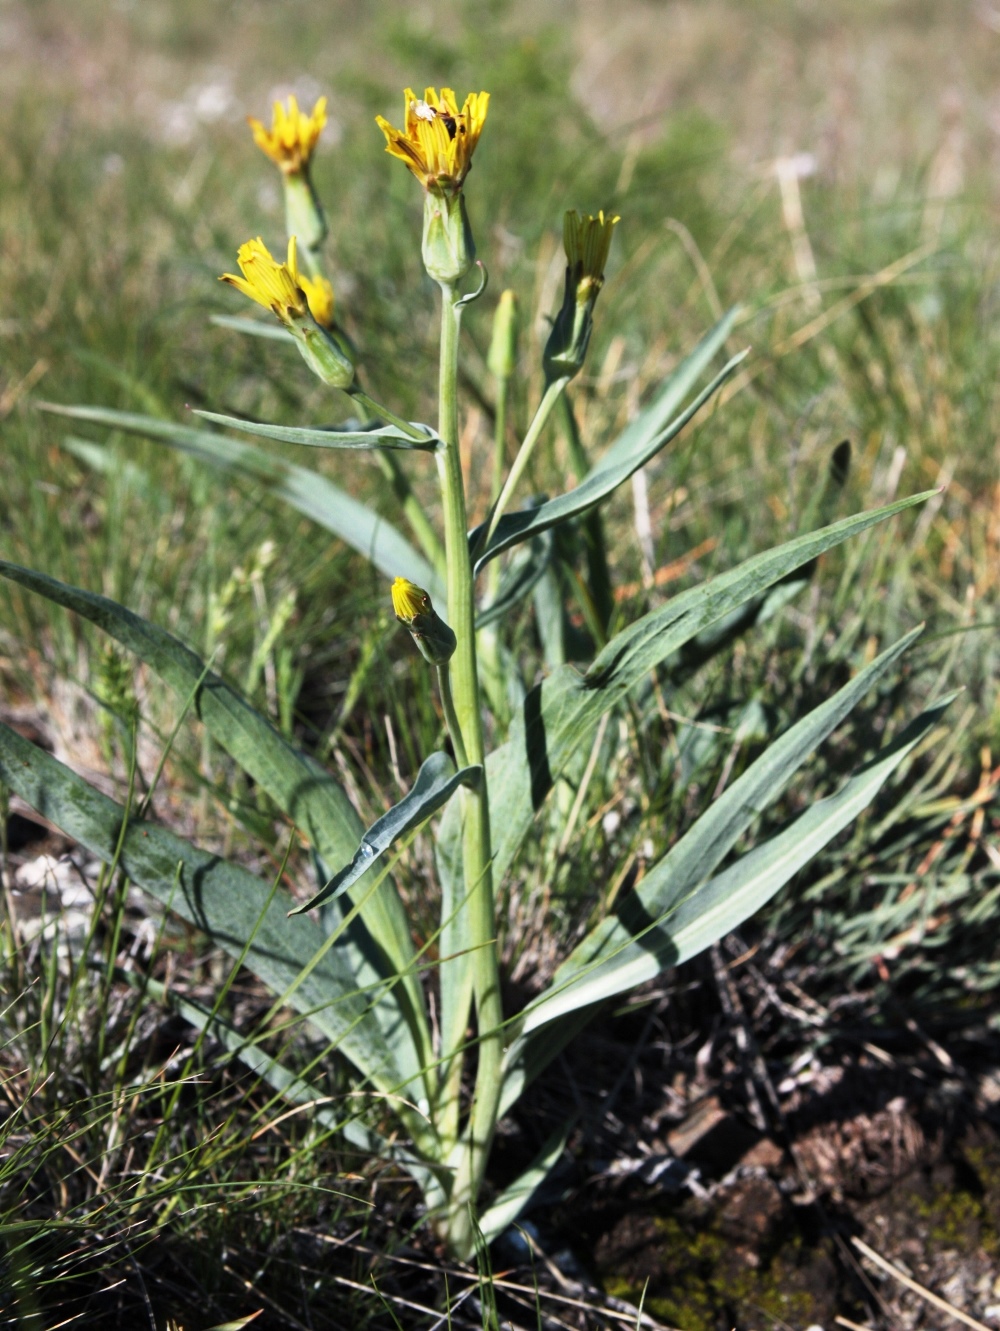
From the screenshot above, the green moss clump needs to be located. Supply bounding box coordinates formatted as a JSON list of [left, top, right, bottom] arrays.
[[603, 1217, 819, 1331]]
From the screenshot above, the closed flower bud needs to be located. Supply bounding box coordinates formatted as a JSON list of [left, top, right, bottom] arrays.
[[543, 210, 619, 383], [391, 577, 457, 665], [294, 319, 356, 389], [487, 289, 519, 380]]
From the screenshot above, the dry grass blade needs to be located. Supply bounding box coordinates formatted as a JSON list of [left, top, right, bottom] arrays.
[[851, 1236, 993, 1331]]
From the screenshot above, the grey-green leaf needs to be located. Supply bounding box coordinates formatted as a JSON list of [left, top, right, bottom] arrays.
[[194, 409, 440, 452], [498, 690, 952, 1116], [210, 313, 296, 342], [292, 752, 482, 915], [469, 350, 746, 575], [600, 306, 739, 472], [38, 403, 444, 601], [474, 528, 554, 631], [525, 626, 927, 1032], [0, 560, 433, 1082], [477, 1120, 573, 1243], [0, 722, 427, 1113], [479, 490, 935, 896]]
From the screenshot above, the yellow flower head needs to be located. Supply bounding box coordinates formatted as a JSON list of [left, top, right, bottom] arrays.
[[219, 236, 309, 325], [391, 576, 432, 624], [563, 210, 620, 283], [248, 95, 328, 176], [376, 87, 489, 193], [298, 272, 335, 328], [391, 577, 456, 664]]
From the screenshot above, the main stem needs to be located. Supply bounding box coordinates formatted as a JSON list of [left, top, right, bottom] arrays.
[[435, 283, 504, 1258]]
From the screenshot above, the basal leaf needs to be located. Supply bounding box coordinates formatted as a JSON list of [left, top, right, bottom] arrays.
[[525, 626, 925, 1031], [476, 490, 934, 896], [0, 561, 434, 1084], [0, 722, 430, 1114], [498, 691, 952, 1116]]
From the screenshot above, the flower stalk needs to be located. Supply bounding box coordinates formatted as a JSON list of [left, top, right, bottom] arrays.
[[480, 374, 569, 555], [249, 94, 329, 269], [434, 281, 504, 1253]]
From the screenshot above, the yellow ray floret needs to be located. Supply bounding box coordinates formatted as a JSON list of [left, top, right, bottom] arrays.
[[248, 95, 327, 175], [298, 272, 335, 328], [563, 210, 620, 280], [219, 236, 309, 324], [376, 86, 489, 192], [391, 576, 432, 624]]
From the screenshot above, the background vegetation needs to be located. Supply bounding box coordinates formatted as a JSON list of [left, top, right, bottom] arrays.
[[1, 0, 999, 1326]]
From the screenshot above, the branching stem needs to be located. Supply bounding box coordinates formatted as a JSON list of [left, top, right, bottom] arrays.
[[480, 375, 569, 555], [436, 664, 468, 770]]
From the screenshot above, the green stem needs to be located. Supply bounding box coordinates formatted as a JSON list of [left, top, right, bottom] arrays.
[[481, 375, 568, 556], [436, 664, 468, 769], [558, 392, 614, 633], [490, 376, 509, 509], [349, 387, 433, 443], [434, 283, 504, 1258]]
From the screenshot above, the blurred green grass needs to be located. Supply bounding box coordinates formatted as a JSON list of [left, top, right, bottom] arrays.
[[2, 0, 1000, 1323]]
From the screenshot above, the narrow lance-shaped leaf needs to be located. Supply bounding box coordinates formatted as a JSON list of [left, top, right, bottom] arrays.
[[474, 529, 554, 631], [38, 404, 445, 602], [525, 624, 924, 1032], [446, 490, 935, 900], [0, 560, 434, 1088], [469, 350, 747, 575], [0, 722, 429, 1115], [292, 752, 482, 915], [599, 306, 739, 471], [194, 409, 440, 452], [477, 1120, 574, 1243], [498, 690, 952, 1118], [468, 309, 737, 577]]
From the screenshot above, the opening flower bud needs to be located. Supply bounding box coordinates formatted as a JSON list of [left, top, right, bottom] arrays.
[[391, 577, 457, 666], [543, 210, 619, 383], [487, 289, 519, 381]]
